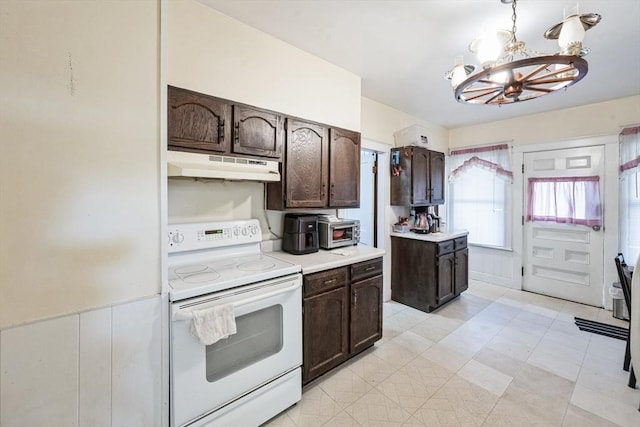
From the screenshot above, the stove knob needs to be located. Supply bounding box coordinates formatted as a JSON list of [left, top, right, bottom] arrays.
[[233, 227, 240, 236], [172, 232, 184, 244], [242, 227, 248, 236], [251, 225, 258, 235]]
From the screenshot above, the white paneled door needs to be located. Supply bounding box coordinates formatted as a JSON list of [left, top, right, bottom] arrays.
[[523, 146, 605, 306]]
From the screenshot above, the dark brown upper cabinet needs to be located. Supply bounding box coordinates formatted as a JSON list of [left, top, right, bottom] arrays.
[[329, 128, 361, 208], [283, 119, 329, 208], [267, 120, 361, 210], [429, 150, 445, 205], [232, 105, 284, 160], [390, 146, 445, 206], [168, 85, 230, 153]]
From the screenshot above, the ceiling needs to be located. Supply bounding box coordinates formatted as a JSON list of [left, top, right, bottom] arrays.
[[199, 0, 640, 129]]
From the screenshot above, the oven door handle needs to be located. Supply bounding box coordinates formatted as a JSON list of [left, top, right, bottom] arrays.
[[172, 281, 300, 322]]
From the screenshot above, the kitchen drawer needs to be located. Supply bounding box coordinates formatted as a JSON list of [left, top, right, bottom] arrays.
[[454, 236, 467, 250], [435, 240, 455, 255], [304, 267, 349, 298], [351, 257, 383, 282]]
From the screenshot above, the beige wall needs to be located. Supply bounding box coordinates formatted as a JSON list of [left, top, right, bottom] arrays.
[[167, 0, 362, 228], [168, 0, 361, 131], [361, 97, 449, 152], [0, 0, 161, 328], [449, 95, 640, 148]]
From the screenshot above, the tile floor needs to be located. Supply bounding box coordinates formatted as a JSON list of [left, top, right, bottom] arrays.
[[265, 280, 640, 427]]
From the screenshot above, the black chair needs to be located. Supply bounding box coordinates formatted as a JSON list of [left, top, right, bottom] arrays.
[[614, 253, 636, 389]]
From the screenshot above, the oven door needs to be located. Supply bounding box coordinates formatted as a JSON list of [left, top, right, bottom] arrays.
[[170, 274, 302, 427], [327, 223, 359, 248]]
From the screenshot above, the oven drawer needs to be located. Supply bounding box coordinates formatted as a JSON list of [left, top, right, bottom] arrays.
[[304, 267, 349, 297], [351, 257, 383, 282]]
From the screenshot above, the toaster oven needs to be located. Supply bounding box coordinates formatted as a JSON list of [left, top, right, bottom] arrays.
[[318, 217, 360, 249]]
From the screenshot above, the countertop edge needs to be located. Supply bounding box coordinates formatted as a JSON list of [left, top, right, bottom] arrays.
[[268, 245, 386, 274], [390, 231, 469, 242]]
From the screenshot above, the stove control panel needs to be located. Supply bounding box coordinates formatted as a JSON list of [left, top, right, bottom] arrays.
[[168, 219, 262, 253]]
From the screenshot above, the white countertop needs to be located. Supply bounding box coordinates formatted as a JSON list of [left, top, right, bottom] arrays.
[[268, 244, 385, 274], [390, 230, 469, 242]]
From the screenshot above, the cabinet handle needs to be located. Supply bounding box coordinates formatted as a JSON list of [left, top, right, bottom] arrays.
[[234, 123, 239, 145], [330, 183, 335, 197], [365, 266, 376, 271], [321, 183, 326, 198], [323, 278, 337, 285], [218, 119, 225, 143]]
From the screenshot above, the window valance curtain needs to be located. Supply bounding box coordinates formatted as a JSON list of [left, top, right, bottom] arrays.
[[620, 126, 640, 177], [448, 143, 513, 182], [527, 176, 602, 227]]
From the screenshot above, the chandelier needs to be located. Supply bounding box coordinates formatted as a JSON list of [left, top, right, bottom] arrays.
[[445, 0, 601, 105]]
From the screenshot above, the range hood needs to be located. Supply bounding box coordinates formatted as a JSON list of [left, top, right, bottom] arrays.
[[167, 150, 280, 182]]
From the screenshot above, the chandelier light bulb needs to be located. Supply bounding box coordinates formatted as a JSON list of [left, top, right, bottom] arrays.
[[450, 64, 468, 88], [476, 33, 504, 68], [558, 14, 585, 55]]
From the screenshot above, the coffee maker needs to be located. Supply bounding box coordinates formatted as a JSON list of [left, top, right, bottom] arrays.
[[282, 214, 319, 255]]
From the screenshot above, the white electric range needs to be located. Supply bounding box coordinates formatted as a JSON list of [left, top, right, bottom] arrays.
[[167, 219, 302, 427]]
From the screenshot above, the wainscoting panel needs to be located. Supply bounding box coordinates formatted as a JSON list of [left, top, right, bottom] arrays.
[[0, 315, 79, 427], [79, 308, 112, 427], [112, 297, 162, 427], [468, 245, 518, 288], [0, 295, 162, 427]]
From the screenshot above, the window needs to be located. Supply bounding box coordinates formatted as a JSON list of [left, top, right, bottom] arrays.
[[447, 144, 513, 249], [620, 127, 640, 263], [527, 176, 602, 227]]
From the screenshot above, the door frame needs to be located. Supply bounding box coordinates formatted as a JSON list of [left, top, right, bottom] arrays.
[[339, 138, 389, 300], [512, 134, 619, 307]]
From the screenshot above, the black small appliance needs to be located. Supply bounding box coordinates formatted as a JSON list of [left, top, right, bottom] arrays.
[[282, 214, 319, 255]]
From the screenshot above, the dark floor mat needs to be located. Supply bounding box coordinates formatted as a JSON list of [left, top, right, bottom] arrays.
[[574, 317, 629, 341]]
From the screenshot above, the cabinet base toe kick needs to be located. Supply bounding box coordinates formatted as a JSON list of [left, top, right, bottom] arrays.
[[392, 292, 461, 314]]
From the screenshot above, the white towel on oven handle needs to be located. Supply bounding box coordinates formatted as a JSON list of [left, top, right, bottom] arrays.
[[189, 303, 237, 346]]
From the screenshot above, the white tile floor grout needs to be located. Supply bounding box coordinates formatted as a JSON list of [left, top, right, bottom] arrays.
[[264, 280, 640, 427]]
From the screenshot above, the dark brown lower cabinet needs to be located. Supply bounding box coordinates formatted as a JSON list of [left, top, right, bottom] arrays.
[[303, 282, 349, 382], [303, 258, 382, 384], [391, 236, 468, 313]]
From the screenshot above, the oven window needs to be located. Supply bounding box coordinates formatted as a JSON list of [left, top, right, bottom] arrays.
[[333, 227, 353, 242], [205, 304, 283, 382]]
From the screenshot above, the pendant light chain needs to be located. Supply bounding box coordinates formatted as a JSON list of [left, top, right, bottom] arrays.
[[511, 0, 518, 42]]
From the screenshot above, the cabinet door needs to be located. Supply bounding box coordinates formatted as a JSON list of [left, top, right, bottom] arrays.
[[232, 105, 284, 160], [303, 286, 349, 384], [285, 119, 328, 208], [429, 150, 445, 205], [437, 252, 455, 304], [329, 128, 360, 207], [411, 148, 430, 205], [168, 86, 230, 153], [454, 248, 469, 295], [350, 275, 382, 354]]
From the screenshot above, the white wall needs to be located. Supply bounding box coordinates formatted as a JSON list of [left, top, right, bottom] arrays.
[[449, 96, 640, 307], [449, 95, 640, 149], [0, 0, 161, 328]]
